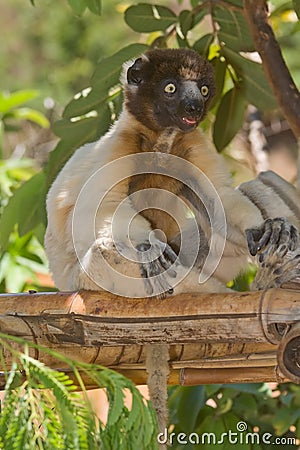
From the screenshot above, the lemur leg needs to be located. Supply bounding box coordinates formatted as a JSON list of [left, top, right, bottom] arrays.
[[246, 217, 300, 290]]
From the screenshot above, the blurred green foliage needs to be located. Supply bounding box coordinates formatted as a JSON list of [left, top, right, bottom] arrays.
[[0, 90, 50, 292], [169, 383, 300, 448], [1, 1, 141, 105]]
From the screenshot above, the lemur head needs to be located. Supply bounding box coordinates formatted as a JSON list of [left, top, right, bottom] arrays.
[[124, 48, 215, 133]]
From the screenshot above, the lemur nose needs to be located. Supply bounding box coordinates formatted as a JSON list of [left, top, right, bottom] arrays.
[[184, 99, 203, 116]]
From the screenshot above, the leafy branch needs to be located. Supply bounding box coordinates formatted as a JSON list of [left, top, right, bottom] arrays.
[[0, 333, 158, 450], [244, 0, 300, 137]]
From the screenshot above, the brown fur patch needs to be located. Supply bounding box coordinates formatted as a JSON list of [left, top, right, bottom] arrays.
[[179, 66, 201, 80]]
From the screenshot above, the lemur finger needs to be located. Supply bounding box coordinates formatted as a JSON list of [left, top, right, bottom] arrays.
[[161, 244, 178, 265], [276, 243, 289, 258], [246, 228, 263, 256], [273, 253, 300, 275], [136, 241, 177, 298], [290, 225, 299, 251], [158, 253, 177, 277], [273, 269, 300, 287], [139, 259, 174, 296], [256, 218, 273, 252], [259, 244, 277, 264], [268, 217, 284, 246]]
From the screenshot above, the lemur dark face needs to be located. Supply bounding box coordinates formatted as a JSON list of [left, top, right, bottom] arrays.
[[125, 48, 216, 133]]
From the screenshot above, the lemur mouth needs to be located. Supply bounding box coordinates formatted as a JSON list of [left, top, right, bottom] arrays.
[[182, 117, 198, 126], [180, 116, 201, 130]]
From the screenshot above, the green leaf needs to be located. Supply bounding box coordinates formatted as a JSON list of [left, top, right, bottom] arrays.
[[125, 4, 177, 32], [86, 0, 101, 15], [225, 0, 243, 6], [10, 107, 50, 128], [193, 34, 214, 57], [176, 32, 189, 48], [271, 1, 293, 17], [224, 383, 270, 395], [210, 56, 227, 108], [213, 6, 255, 52], [0, 90, 39, 114], [177, 386, 206, 433], [179, 10, 194, 37], [67, 0, 86, 15], [213, 86, 247, 151], [45, 141, 75, 189], [54, 105, 110, 143], [222, 47, 277, 110], [63, 88, 107, 120], [106, 385, 125, 426], [234, 393, 258, 420], [294, 0, 300, 18], [92, 42, 149, 89], [273, 408, 295, 435], [0, 172, 45, 250], [5, 262, 33, 293], [63, 44, 148, 120], [47, 106, 111, 187]]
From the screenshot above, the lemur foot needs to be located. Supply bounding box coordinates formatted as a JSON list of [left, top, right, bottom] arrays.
[[136, 240, 178, 298], [246, 217, 300, 290]]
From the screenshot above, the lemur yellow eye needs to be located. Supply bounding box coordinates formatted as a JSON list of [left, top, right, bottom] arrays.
[[201, 85, 209, 96], [164, 83, 176, 94]]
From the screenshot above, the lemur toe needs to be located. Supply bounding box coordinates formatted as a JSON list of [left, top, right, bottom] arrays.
[[136, 240, 178, 297]]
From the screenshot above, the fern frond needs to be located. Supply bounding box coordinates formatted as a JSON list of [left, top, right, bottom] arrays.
[[0, 334, 159, 450]]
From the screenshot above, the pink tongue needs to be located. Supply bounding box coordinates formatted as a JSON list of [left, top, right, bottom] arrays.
[[182, 117, 196, 125]]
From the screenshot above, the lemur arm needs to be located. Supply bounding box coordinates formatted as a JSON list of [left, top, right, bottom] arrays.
[[239, 171, 300, 289]]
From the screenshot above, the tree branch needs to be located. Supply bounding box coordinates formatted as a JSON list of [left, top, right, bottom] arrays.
[[243, 0, 300, 137]]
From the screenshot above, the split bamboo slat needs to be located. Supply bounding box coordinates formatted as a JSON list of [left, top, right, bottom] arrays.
[[0, 283, 299, 388]]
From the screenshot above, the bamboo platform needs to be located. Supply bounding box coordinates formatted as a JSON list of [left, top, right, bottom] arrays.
[[0, 283, 299, 388]]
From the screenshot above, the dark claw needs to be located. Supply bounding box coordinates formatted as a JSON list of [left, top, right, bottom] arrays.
[[269, 218, 284, 246], [246, 229, 260, 256], [277, 243, 288, 258], [257, 218, 273, 251], [290, 225, 299, 251], [136, 239, 178, 296]]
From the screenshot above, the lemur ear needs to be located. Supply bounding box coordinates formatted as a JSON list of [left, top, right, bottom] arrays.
[[127, 58, 145, 86]]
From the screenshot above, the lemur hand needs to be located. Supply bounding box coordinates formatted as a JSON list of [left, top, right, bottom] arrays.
[[246, 217, 300, 289]]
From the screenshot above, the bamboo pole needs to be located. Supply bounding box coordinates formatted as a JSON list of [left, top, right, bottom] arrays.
[[0, 287, 299, 387]]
